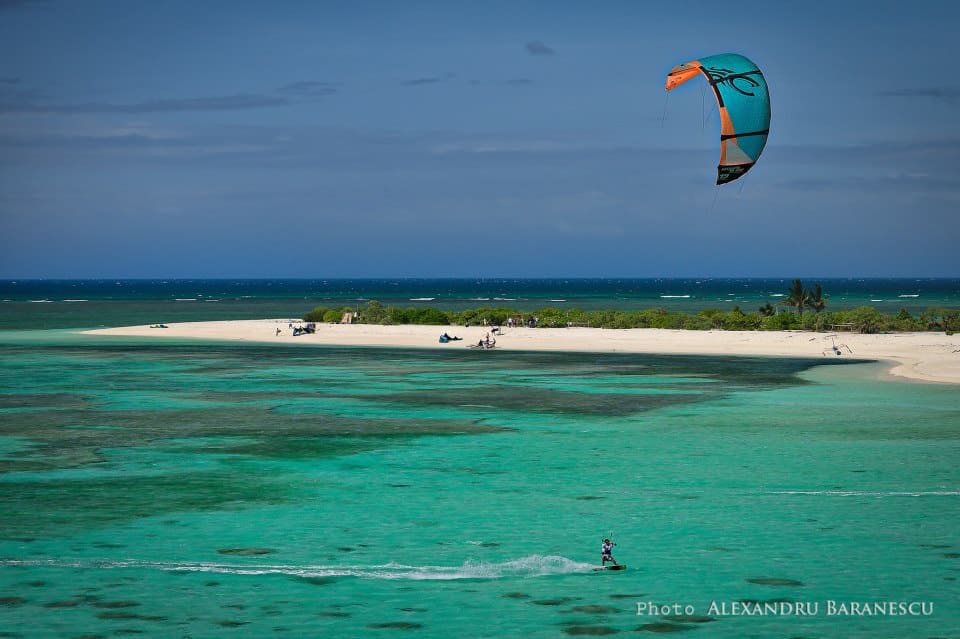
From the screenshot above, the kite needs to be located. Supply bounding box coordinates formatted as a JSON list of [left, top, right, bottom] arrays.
[[665, 53, 770, 185]]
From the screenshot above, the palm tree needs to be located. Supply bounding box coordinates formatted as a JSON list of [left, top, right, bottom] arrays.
[[807, 282, 828, 313], [784, 279, 810, 316]]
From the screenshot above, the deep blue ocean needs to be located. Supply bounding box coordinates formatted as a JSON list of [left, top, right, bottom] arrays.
[[2, 278, 958, 330]]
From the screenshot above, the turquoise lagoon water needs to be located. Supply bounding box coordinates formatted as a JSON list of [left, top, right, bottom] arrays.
[[0, 330, 958, 638]]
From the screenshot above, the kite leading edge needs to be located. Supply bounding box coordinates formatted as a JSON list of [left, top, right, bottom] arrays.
[[665, 53, 770, 185]]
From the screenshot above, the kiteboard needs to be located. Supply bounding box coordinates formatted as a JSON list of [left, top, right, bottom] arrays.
[[593, 565, 626, 572]]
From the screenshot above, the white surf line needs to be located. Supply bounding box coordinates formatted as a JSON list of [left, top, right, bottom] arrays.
[[766, 490, 960, 497]]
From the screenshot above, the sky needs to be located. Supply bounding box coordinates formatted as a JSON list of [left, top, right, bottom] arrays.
[[1, 0, 958, 278]]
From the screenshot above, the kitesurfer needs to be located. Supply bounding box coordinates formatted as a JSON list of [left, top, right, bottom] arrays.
[[601, 538, 618, 566]]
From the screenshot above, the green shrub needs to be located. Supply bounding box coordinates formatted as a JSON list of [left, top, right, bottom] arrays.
[[843, 306, 884, 334], [946, 310, 960, 335], [363, 300, 387, 324], [800, 310, 833, 332], [455, 306, 518, 327], [606, 312, 636, 329], [618, 311, 644, 328], [698, 309, 724, 329], [304, 306, 330, 322], [717, 307, 761, 331], [636, 308, 676, 329], [883, 308, 920, 332], [763, 312, 799, 331], [455, 308, 478, 326], [565, 308, 592, 327], [385, 306, 408, 325], [410, 308, 452, 325], [922, 307, 960, 334], [682, 315, 713, 330], [535, 308, 568, 328]]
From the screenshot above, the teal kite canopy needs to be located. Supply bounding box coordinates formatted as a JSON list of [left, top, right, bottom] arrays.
[[666, 53, 771, 185]]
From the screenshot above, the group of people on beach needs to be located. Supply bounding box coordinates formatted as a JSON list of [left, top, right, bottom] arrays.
[[444, 330, 497, 349], [275, 321, 316, 337]]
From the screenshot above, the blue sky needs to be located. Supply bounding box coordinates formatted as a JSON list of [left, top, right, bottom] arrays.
[[1, 0, 958, 278]]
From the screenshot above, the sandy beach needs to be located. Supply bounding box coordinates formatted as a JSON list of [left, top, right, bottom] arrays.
[[83, 320, 960, 385]]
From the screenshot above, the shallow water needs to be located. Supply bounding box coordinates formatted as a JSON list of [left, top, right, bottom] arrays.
[[0, 333, 958, 637]]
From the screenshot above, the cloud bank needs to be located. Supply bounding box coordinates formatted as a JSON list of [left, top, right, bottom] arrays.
[[525, 41, 555, 55]]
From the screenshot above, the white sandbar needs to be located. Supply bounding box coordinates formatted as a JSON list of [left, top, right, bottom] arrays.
[[83, 320, 960, 385]]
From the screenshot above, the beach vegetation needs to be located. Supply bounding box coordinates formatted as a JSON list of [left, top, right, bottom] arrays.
[[946, 310, 960, 335], [304, 306, 332, 322], [696, 308, 758, 330], [808, 282, 829, 313], [611, 311, 642, 329], [783, 279, 811, 316], [762, 312, 799, 331], [720, 307, 763, 330], [565, 308, 593, 327], [799, 310, 832, 332], [457, 306, 513, 327], [385, 306, 410, 325], [534, 308, 570, 328], [888, 307, 919, 332], [411, 308, 452, 325], [922, 307, 960, 334], [303, 299, 956, 335], [780, 280, 829, 316], [783, 280, 829, 317], [378, 306, 398, 325], [643, 308, 683, 329], [457, 307, 482, 326], [381, 306, 458, 326], [839, 306, 884, 334], [589, 311, 617, 327], [305, 305, 362, 324], [698, 308, 723, 328], [362, 300, 388, 324], [682, 314, 714, 330]]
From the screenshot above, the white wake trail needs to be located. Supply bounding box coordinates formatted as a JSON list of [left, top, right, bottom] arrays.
[[1, 554, 597, 581]]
